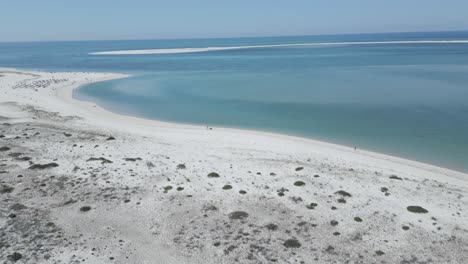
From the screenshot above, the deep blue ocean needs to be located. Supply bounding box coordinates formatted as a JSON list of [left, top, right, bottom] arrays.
[[1, 31, 468, 172]]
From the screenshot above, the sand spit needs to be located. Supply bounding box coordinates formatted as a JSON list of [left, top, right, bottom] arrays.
[[90, 40, 468, 55], [1, 68, 467, 263]]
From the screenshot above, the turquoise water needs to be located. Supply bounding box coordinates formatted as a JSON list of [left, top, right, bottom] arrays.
[[1, 32, 468, 172]]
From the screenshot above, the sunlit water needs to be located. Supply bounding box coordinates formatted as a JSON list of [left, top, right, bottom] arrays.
[[1, 32, 468, 172]]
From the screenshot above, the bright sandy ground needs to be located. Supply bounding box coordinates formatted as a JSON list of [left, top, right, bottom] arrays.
[[1, 68, 467, 263]]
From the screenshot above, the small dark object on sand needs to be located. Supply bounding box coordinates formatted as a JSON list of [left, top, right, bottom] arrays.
[[354, 217, 363, 222], [295, 167, 304, 171], [177, 164, 186, 169], [375, 250, 385, 256], [0, 146, 10, 152], [283, 239, 301, 248], [106, 136, 116, 140], [407, 206, 428, 214], [80, 206, 92, 212], [265, 223, 278, 231], [64, 199, 77, 205], [207, 172, 220, 178], [228, 211, 249, 220], [9, 252, 22, 261], [29, 163, 59, 170], [389, 175, 403, 180], [124, 158, 142, 162], [8, 152, 22, 158], [87, 157, 113, 164], [294, 181, 305, 186], [0, 184, 14, 194], [10, 203, 27, 211], [335, 190, 352, 197]]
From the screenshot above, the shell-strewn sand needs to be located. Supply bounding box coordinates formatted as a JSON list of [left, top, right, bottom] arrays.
[[1, 68, 467, 263]]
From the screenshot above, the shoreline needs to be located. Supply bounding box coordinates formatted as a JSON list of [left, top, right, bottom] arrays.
[[1, 67, 468, 263], [2, 66, 468, 179], [63, 70, 468, 181]]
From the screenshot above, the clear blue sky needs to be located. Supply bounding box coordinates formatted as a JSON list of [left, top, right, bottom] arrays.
[[1, 0, 468, 42]]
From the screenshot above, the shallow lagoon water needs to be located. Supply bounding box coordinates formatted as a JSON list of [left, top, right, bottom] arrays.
[[1, 32, 468, 171]]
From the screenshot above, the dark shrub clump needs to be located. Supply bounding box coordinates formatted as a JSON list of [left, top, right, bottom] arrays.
[[80, 206, 91, 212], [407, 206, 428, 213], [294, 181, 305, 186], [228, 211, 249, 220], [207, 172, 220, 178], [283, 239, 301, 248]]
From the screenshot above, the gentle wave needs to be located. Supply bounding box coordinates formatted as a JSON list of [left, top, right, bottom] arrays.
[[90, 40, 468, 55]]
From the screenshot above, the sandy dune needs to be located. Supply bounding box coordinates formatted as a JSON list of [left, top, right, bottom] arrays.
[[1, 68, 467, 263]]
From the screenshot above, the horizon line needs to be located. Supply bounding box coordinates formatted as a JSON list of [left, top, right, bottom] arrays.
[[1, 29, 467, 44]]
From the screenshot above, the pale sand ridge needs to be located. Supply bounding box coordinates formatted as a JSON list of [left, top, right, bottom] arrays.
[[90, 40, 468, 55]]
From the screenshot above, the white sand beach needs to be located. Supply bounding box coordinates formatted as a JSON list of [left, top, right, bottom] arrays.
[[1, 68, 467, 263]]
